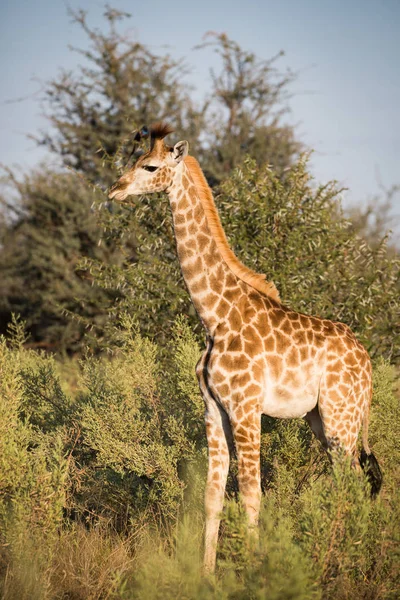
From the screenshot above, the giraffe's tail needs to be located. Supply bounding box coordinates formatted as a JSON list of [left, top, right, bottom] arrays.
[[359, 407, 383, 497]]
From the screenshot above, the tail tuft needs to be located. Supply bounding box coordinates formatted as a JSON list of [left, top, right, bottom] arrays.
[[360, 450, 383, 497]]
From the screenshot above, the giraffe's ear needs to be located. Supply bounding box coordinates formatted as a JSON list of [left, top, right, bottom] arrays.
[[172, 140, 189, 164]]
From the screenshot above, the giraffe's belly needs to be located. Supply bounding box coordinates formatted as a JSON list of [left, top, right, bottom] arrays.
[[262, 382, 319, 419]]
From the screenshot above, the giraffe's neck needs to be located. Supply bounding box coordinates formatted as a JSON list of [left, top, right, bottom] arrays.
[[167, 163, 241, 333]]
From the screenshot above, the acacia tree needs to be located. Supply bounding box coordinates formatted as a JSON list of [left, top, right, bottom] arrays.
[[0, 169, 123, 350], [38, 11, 299, 186], [346, 185, 400, 252], [37, 7, 205, 186], [197, 32, 301, 184], [219, 158, 400, 361], [0, 6, 302, 351]]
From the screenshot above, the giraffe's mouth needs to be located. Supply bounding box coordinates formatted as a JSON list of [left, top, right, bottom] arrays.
[[108, 182, 129, 202]]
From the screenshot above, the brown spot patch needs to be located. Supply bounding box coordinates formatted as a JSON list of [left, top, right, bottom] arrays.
[[184, 238, 197, 251], [216, 383, 229, 397], [227, 335, 243, 352], [215, 321, 229, 336], [248, 292, 265, 311], [188, 186, 197, 201], [216, 298, 231, 319], [314, 334, 324, 348], [243, 304, 256, 322], [306, 330, 315, 344], [323, 321, 335, 335], [234, 372, 252, 387], [211, 370, 225, 384], [175, 213, 185, 225], [281, 319, 293, 335], [209, 272, 223, 295], [275, 386, 292, 400], [225, 273, 237, 288], [188, 222, 197, 235], [178, 196, 189, 210], [326, 373, 340, 388], [190, 276, 207, 294], [220, 353, 249, 372], [270, 309, 286, 328], [193, 203, 203, 221], [174, 223, 187, 236], [183, 257, 202, 279], [207, 439, 219, 450], [286, 346, 300, 367], [251, 361, 264, 381], [197, 233, 210, 252], [245, 383, 262, 397], [299, 346, 309, 361], [242, 324, 256, 340], [229, 307, 242, 330], [225, 287, 239, 303], [276, 333, 290, 354], [345, 353, 358, 367], [245, 339, 262, 358], [300, 315, 311, 329], [203, 250, 217, 268], [342, 371, 352, 385], [268, 356, 283, 379], [254, 312, 270, 337], [203, 293, 220, 310], [294, 330, 307, 346], [309, 317, 323, 332], [329, 359, 343, 372], [264, 335, 276, 352]]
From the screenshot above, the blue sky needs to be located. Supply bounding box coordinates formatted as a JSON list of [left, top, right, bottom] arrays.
[[1, 0, 399, 225]]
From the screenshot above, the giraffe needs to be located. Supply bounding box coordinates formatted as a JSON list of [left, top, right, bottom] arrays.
[[108, 123, 382, 573]]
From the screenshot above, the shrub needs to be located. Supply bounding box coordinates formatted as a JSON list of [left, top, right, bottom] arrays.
[[0, 321, 398, 599], [220, 156, 400, 361]]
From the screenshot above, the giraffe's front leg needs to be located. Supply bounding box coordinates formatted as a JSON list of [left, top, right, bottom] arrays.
[[203, 398, 232, 574], [196, 345, 232, 572], [231, 407, 262, 532]]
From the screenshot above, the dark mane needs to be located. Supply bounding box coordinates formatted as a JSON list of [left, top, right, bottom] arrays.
[[150, 122, 174, 141]]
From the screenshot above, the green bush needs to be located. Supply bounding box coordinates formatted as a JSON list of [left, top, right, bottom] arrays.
[[219, 156, 400, 361], [0, 317, 399, 599]]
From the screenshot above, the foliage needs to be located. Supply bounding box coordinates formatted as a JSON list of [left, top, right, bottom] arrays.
[[0, 319, 399, 599], [346, 185, 400, 252], [0, 331, 68, 594], [219, 156, 400, 361], [0, 6, 301, 351], [0, 168, 124, 351], [2, 149, 398, 357], [37, 10, 299, 186], [0, 6, 399, 598], [36, 7, 203, 187], [78, 154, 399, 361], [196, 32, 301, 184]]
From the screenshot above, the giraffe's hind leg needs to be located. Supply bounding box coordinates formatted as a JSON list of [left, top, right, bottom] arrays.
[[317, 388, 364, 462]]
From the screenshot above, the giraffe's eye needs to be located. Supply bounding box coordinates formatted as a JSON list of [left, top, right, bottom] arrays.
[[142, 165, 158, 172]]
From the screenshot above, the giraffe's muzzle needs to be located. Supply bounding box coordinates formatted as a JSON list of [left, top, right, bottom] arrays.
[[108, 180, 129, 201]]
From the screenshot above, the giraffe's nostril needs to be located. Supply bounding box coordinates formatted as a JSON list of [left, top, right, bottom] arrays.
[[108, 180, 129, 200]]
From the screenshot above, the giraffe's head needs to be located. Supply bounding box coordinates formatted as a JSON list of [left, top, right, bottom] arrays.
[[108, 123, 189, 202]]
